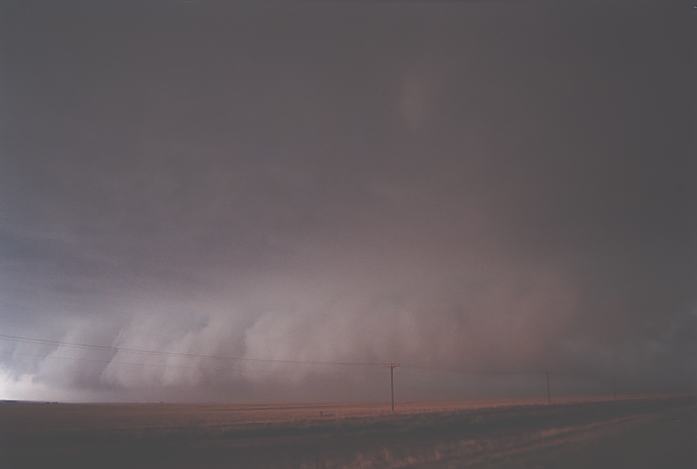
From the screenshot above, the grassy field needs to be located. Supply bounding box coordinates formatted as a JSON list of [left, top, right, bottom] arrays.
[[1, 396, 695, 468]]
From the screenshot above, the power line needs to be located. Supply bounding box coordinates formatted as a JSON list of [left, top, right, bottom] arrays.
[[0, 333, 561, 375], [6, 351, 390, 391], [0, 332, 629, 408], [10, 351, 238, 373], [0, 333, 385, 368], [399, 363, 548, 375]]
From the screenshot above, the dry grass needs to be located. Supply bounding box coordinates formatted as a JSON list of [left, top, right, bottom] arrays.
[[1, 395, 694, 468]]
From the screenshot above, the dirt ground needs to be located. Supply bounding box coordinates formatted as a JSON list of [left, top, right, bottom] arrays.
[[1, 396, 695, 468]]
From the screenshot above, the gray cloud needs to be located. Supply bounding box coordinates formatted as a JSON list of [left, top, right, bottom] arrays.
[[0, 0, 695, 401]]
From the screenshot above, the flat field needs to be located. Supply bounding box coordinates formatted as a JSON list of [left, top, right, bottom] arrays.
[[1, 396, 695, 468]]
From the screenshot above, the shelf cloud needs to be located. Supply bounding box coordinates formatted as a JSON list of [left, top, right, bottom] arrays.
[[0, 0, 694, 401]]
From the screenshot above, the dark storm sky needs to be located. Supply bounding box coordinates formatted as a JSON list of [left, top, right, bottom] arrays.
[[0, 0, 695, 401]]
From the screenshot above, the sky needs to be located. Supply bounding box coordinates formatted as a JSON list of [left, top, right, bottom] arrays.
[[0, 0, 695, 402]]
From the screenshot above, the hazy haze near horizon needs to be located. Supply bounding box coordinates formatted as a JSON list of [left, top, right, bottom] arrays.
[[0, 0, 695, 401]]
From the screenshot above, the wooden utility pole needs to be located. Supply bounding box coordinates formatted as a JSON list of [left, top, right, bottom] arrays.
[[545, 371, 551, 404], [387, 362, 399, 413]]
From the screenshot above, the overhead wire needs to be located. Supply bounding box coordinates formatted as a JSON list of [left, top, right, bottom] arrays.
[[0, 333, 386, 368]]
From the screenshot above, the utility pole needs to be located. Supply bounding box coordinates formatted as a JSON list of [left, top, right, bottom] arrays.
[[545, 371, 551, 404], [612, 376, 617, 401], [612, 352, 617, 401], [387, 362, 399, 413]]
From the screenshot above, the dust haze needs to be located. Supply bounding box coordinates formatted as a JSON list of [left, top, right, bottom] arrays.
[[0, 0, 695, 402]]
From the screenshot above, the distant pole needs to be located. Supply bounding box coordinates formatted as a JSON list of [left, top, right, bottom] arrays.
[[388, 362, 399, 413], [612, 376, 617, 400], [390, 365, 395, 412], [545, 371, 551, 404]]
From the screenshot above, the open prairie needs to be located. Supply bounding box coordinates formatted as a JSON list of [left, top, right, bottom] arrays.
[[1, 396, 695, 468]]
